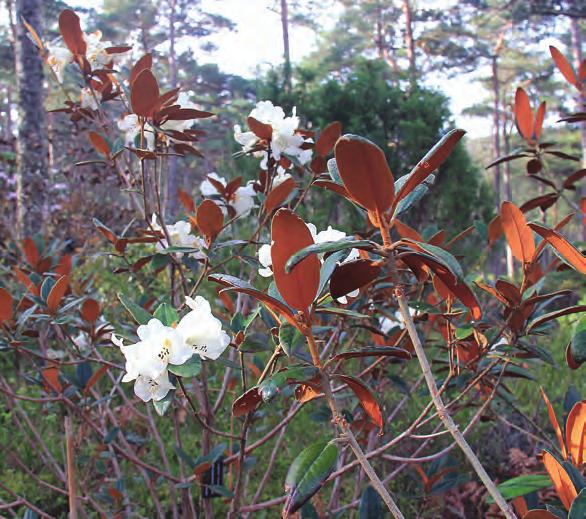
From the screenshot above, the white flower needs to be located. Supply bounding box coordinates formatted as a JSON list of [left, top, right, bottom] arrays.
[[112, 319, 192, 382], [151, 214, 206, 258], [199, 173, 256, 217], [258, 243, 273, 277], [489, 337, 508, 354], [118, 114, 155, 150], [85, 31, 110, 67], [272, 171, 292, 188], [46, 348, 66, 360], [134, 371, 175, 402], [161, 92, 198, 134], [257, 223, 359, 302], [46, 44, 72, 82], [231, 183, 256, 217], [176, 296, 231, 360], [379, 307, 416, 334], [250, 100, 286, 122], [200, 172, 225, 197], [234, 124, 258, 152], [235, 100, 313, 171], [80, 87, 100, 110], [72, 331, 91, 353], [84, 30, 129, 67], [312, 225, 360, 303]]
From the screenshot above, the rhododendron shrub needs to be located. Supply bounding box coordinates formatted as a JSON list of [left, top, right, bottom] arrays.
[[1, 9, 584, 519]]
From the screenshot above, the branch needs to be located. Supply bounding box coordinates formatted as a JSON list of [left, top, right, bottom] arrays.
[[395, 287, 517, 519]]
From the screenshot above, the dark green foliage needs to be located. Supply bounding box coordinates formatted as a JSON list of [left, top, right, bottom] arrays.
[[259, 58, 492, 235]]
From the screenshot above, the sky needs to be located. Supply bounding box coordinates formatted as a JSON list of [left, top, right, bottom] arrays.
[[194, 0, 491, 137], [67, 0, 564, 139]]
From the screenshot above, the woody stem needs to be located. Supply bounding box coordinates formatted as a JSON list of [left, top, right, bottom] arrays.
[[306, 327, 405, 519], [395, 287, 516, 519]]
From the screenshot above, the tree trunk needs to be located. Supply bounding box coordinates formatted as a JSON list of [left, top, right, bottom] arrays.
[[376, 6, 399, 75], [491, 55, 501, 211], [570, 17, 586, 241], [280, 0, 292, 93], [14, 0, 47, 239], [402, 0, 416, 85], [491, 54, 503, 276], [166, 0, 180, 217], [502, 100, 514, 278]]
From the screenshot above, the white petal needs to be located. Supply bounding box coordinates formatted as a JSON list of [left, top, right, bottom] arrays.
[[134, 377, 152, 402], [258, 243, 273, 269]]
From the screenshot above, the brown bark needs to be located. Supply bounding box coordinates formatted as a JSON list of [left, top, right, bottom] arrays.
[[166, 0, 180, 217], [402, 0, 416, 85], [376, 6, 399, 74], [502, 101, 514, 278], [491, 55, 501, 210], [14, 0, 48, 238], [280, 0, 292, 93], [570, 18, 586, 241], [491, 53, 504, 276]]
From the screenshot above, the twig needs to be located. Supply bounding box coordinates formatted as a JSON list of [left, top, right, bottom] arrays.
[[64, 415, 78, 519], [395, 286, 516, 519], [307, 329, 405, 519]]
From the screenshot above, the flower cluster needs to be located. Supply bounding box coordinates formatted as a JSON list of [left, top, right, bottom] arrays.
[[46, 30, 130, 83], [234, 100, 312, 173], [118, 93, 200, 150], [150, 214, 206, 258], [112, 297, 230, 402], [200, 173, 256, 217], [257, 223, 360, 303], [80, 87, 100, 110]]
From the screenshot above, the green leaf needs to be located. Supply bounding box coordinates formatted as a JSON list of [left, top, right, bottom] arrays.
[[231, 307, 261, 334], [230, 312, 246, 333], [153, 390, 174, 416], [488, 474, 553, 503], [104, 427, 120, 444], [315, 307, 370, 319], [318, 250, 347, 296], [76, 361, 93, 387], [285, 239, 375, 273], [570, 316, 586, 365], [474, 219, 488, 241], [168, 356, 201, 378], [206, 484, 233, 498], [40, 277, 56, 303], [153, 302, 179, 326], [151, 253, 171, 269], [300, 502, 320, 519], [259, 365, 319, 403], [562, 460, 586, 493], [118, 293, 153, 325], [403, 239, 464, 279], [193, 443, 227, 469], [516, 342, 556, 366], [359, 485, 383, 519], [283, 440, 339, 516], [331, 347, 411, 362], [279, 324, 304, 357], [174, 445, 197, 469], [393, 173, 435, 217], [491, 363, 536, 381], [159, 245, 201, 254], [213, 239, 248, 249], [527, 305, 586, 333], [327, 157, 342, 184], [569, 488, 586, 518], [546, 504, 567, 518]]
